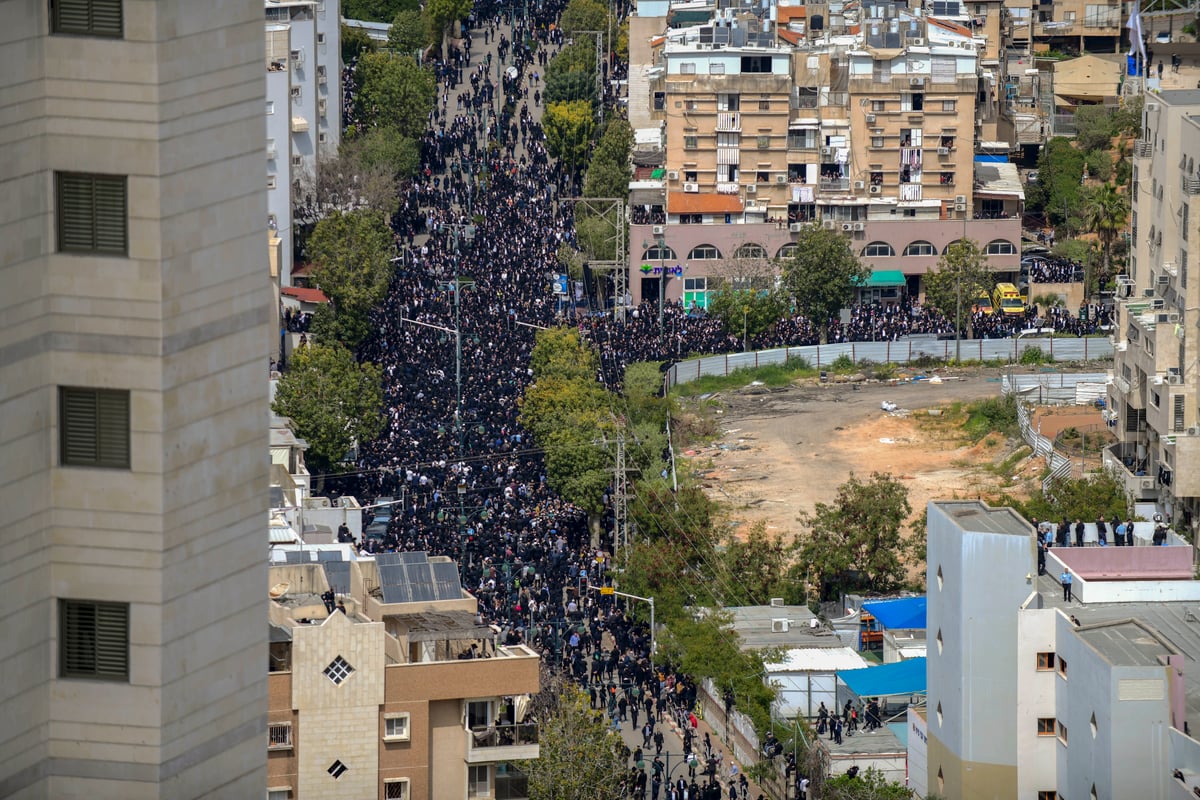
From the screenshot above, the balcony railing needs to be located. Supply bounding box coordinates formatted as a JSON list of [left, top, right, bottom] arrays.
[[819, 177, 850, 192], [716, 112, 740, 132], [466, 723, 540, 763], [1103, 442, 1158, 501]]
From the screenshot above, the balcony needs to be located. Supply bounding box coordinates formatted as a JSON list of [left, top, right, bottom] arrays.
[[1135, 140, 1154, 159], [716, 112, 741, 132], [466, 723, 540, 764], [1103, 442, 1158, 501], [820, 177, 850, 192]]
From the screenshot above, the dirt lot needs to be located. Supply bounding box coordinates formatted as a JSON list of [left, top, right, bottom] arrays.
[[683, 369, 1044, 541]]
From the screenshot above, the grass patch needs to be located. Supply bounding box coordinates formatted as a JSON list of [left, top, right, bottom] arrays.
[[984, 444, 1034, 477], [671, 357, 816, 397], [962, 395, 1020, 441]]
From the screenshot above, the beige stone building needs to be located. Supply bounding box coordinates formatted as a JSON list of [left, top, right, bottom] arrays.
[[266, 553, 541, 799], [1105, 90, 1200, 541], [628, 0, 1022, 309], [0, 1, 272, 798]]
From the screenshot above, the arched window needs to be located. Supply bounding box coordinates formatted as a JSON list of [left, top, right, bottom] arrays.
[[942, 239, 966, 254], [643, 245, 677, 260], [861, 241, 895, 257], [733, 243, 768, 259], [688, 244, 722, 260], [903, 240, 936, 256], [985, 239, 1017, 255], [776, 243, 799, 259]]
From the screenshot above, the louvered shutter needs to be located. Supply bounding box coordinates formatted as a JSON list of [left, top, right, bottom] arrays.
[[96, 390, 130, 467], [57, 173, 127, 254], [92, 176, 128, 254], [53, 0, 123, 37], [61, 600, 129, 679], [60, 387, 99, 465], [57, 173, 96, 253]]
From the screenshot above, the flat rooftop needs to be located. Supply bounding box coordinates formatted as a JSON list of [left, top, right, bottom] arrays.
[[822, 721, 907, 758], [933, 500, 1032, 536], [1075, 619, 1179, 667], [1035, 571, 1200, 719]]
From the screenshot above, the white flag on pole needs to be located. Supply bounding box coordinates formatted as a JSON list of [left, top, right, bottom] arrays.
[[1127, 1, 1146, 60]]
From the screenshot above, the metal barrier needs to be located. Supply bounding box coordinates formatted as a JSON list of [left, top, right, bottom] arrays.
[[666, 338, 1113, 388], [1015, 399, 1076, 494]]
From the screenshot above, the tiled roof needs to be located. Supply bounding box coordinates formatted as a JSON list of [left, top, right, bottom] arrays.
[[281, 286, 330, 304], [667, 191, 744, 214]]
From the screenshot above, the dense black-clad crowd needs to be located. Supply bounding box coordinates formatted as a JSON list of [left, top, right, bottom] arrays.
[[1025, 256, 1085, 284]]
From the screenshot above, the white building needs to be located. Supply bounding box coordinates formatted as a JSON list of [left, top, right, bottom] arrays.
[[265, 0, 341, 288], [0, 0, 271, 797], [927, 499, 1200, 800]]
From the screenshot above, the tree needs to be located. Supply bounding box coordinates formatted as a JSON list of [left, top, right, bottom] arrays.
[[307, 209, 396, 348], [546, 40, 598, 82], [343, 0, 418, 23], [546, 69, 598, 106], [560, 0, 610, 37], [341, 23, 377, 62], [353, 51, 436, 138], [822, 767, 914, 800], [1073, 104, 1116, 154], [516, 677, 628, 800], [1027, 137, 1087, 232], [294, 134, 411, 225], [1082, 183, 1129, 288], [387, 9, 430, 55], [780, 224, 869, 343], [706, 288, 789, 346], [719, 521, 795, 606], [272, 343, 384, 474], [921, 238, 993, 339], [543, 100, 596, 182], [425, 0, 473, 58], [796, 472, 912, 600], [583, 119, 633, 199], [347, 125, 421, 178]]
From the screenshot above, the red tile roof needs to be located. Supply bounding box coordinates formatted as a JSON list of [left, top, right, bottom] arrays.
[[281, 286, 329, 304]]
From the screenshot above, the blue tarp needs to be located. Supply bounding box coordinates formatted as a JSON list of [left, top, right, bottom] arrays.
[[840, 657, 927, 698], [862, 596, 927, 630], [974, 154, 1008, 163]]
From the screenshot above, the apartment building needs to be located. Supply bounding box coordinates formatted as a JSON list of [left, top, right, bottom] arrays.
[[265, 0, 341, 289], [0, 1, 271, 798], [628, 0, 1022, 310], [1032, 0, 1123, 54], [924, 499, 1200, 800], [1105, 90, 1200, 542], [266, 552, 540, 800]]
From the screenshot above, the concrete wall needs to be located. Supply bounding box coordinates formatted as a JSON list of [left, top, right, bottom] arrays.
[[1016, 608, 1060, 797], [0, 2, 270, 797]]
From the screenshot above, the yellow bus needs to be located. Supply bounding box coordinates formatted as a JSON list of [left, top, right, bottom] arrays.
[[993, 282, 1025, 315]]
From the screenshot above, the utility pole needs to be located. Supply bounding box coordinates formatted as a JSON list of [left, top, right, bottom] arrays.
[[577, 30, 606, 127], [613, 431, 627, 562]]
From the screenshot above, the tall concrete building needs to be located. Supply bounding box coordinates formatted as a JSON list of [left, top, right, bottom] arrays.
[[0, 1, 272, 797], [1105, 90, 1200, 542]]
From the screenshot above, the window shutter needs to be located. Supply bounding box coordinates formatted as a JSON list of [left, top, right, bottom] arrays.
[[53, 0, 123, 37], [92, 176, 128, 254], [96, 390, 130, 467], [57, 173, 97, 252], [61, 388, 99, 465], [60, 600, 129, 679], [88, 0, 124, 36]]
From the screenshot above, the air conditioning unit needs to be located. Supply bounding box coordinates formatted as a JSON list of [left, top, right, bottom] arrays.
[[910, 76, 925, 86], [1157, 274, 1171, 286], [1146, 102, 1159, 112], [745, 184, 757, 195], [1159, 313, 1180, 324], [822, 220, 837, 230], [865, 113, 876, 123], [1189, 427, 1200, 436], [841, 223, 853, 232], [652, 225, 665, 235], [291, 48, 304, 67], [790, 222, 805, 232], [1143, 288, 1156, 297], [313, 497, 331, 508], [820, 146, 833, 156], [318, 99, 327, 116], [910, 38, 926, 47], [1166, 373, 1184, 384], [1141, 478, 1155, 491], [853, 180, 865, 190], [938, 147, 951, 155], [869, 185, 882, 194], [771, 619, 790, 633], [770, 597, 785, 607], [266, 142, 277, 159], [955, 202, 967, 211], [775, 174, 788, 184], [955, 195, 966, 204], [667, 171, 679, 181], [683, 182, 699, 193], [853, 222, 865, 231]]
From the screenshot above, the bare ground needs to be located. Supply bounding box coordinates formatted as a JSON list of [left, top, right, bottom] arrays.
[[682, 369, 1046, 544]]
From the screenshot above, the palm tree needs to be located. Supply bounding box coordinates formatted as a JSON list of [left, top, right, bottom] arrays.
[[1082, 183, 1129, 292]]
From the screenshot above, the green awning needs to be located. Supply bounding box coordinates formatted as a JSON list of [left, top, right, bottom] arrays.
[[863, 270, 906, 288], [651, 169, 665, 179]]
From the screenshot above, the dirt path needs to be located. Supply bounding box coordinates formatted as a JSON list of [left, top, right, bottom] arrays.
[[685, 371, 1030, 541]]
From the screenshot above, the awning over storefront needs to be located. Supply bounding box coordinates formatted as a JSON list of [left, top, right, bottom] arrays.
[[861, 270, 907, 288]]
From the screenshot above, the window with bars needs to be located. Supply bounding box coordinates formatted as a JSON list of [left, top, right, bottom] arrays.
[[1175, 395, 1186, 431], [268, 723, 293, 749], [51, 0, 123, 37], [385, 780, 410, 799], [324, 656, 355, 685], [59, 599, 129, 680], [56, 172, 128, 255], [59, 387, 130, 469]]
